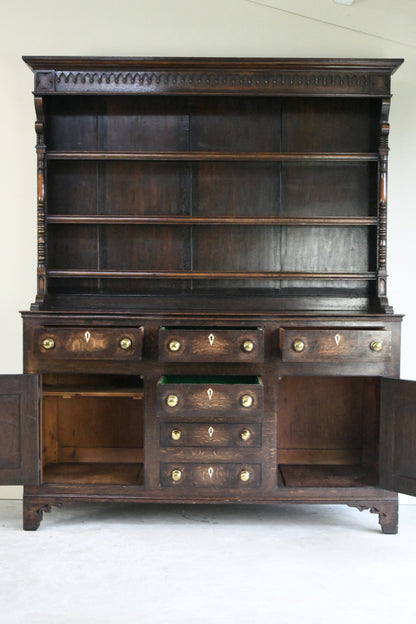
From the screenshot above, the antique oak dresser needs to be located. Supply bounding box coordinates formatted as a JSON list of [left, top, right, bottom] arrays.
[[0, 56, 414, 531]]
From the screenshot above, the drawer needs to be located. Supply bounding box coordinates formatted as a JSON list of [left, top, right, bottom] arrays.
[[158, 327, 264, 362], [33, 326, 143, 360], [157, 376, 263, 418], [160, 463, 261, 488], [160, 422, 261, 447], [280, 329, 391, 362]]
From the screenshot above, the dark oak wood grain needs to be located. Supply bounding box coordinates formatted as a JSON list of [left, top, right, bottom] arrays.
[[158, 327, 264, 363], [0, 56, 411, 531], [280, 328, 391, 362]]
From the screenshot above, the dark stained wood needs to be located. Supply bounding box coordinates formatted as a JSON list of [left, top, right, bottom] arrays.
[[99, 96, 188, 152], [42, 386, 143, 398], [281, 465, 377, 488], [23, 57, 403, 98], [160, 422, 261, 448], [47, 224, 98, 270], [158, 327, 264, 363], [46, 151, 380, 161], [47, 215, 379, 225], [380, 378, 416, 497], [280, 329, 391, 362], [32, 326, 143, 360], [282, 163, 378, 218], [190, 96, 281, 152], [156, 376, 264, 419], [2, 56, 409, 531], [195, 162, 281, 218], [47, 269, 378, 280], [160, 463, 261, 488], [100, 225, 188, 271], [47, 161, 190, 217], [23, 501, 52, 531], [282, 98, 380, 153], [47, 161, 98, 215], [0, 375, 40, 485], [277, 377, 379, 466], [43, 463, 144, 485]]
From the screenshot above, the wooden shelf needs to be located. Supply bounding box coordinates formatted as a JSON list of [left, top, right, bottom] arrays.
[[43, 462, 144, 485], [279, 465, 377, 488], [42, 385, 144, 398], [47, 270, 378, 280], [46, 151, 380, 162], [47, 215, 378, 226]]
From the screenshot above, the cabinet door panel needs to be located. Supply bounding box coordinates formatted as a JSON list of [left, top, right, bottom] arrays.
[[380, 378, 416, 497], [0, 375, 40, 485]]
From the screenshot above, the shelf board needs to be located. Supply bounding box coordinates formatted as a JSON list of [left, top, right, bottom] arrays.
[[59, 447, 144, 464], [46, 151, 379, 162], [47, 270, 377, 280], [43, 385, 144, 398], [42, 462, 144, 485], [279, 464, 377, 488], [47, 215, 378, 226]]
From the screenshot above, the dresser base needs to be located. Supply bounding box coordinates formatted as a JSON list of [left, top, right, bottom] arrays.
[[22, 488, 398, 533]]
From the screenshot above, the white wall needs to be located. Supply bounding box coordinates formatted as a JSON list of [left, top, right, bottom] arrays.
[[1, 0, 415, 500]]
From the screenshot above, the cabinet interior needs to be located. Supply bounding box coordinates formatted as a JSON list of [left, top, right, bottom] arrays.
[[39, 373, 381, 488], [41, 374, 144, 485], [277, 376, 379, 487]]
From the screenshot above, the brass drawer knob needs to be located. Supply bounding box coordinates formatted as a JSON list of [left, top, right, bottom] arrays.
[[171, 469, 182, 482], [170, 428, 182, 441], [240, 428, 251, 441], [240, 469, 250, 482], [166, 394, 179, 408], [370, 340, 383, 352], [292, 339, 305, 352], [240, 394, 253, 408], [242, 339, 254, 353], [42, 337, 55, 350], [119, 337, 132, 350], [168, 339, 181, 352]]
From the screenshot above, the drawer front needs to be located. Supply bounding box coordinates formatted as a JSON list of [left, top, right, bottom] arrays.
[[160, 463, 261, 488], [160, 422, 261, 448], [157, 377, 263, 418], [280, 329, 391, 362], [33, 326, 143, 360], [158, 328, 264, 362]]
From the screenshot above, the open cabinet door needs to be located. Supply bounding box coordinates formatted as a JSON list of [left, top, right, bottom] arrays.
[[0, 375, 40, 485], [380, 378, 416, 497]]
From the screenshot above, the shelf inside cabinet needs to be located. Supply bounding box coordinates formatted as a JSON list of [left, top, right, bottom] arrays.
[[278, 465, 377, 488], [42, 385, 144, 398], [43, 462, 144, 485]]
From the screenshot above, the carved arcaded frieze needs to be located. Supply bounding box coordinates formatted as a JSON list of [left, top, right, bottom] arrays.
[[32, 70, 388, 95]]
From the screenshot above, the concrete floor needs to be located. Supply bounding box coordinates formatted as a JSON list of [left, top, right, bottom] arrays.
[[0, 501, 415, 624]]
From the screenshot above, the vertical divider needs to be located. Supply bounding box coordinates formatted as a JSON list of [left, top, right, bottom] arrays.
[[143, 372, 160, 491]]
